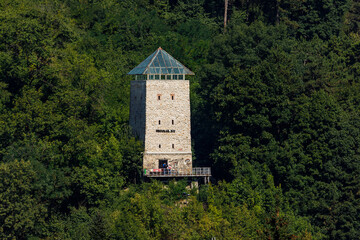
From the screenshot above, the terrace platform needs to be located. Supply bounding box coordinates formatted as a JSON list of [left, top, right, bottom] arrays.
[[145, 167, 211, 183]]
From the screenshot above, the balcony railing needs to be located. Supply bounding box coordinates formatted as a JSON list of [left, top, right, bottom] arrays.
[[146, 167, 211, 177], [192, 167, 211, 176]]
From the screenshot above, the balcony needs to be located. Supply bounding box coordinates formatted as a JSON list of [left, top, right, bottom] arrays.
[[146, 167, 211, 177]]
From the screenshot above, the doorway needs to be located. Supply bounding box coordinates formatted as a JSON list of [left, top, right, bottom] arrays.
[[159, 159, 168, 169]]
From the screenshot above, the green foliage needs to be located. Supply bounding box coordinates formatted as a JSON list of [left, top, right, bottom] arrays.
[[89, 211, 110, 240], [106, 182, 312, 239], [345, 0, 360, 33], [60, 207, 92, 240], [0, 0, 359, 238], [278, 0, 351, 39], [0, 160, 46, 239], [160, 179, 188, 203]]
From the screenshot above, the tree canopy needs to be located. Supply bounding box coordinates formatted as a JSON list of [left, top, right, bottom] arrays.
[[1, 0, 359, 239]]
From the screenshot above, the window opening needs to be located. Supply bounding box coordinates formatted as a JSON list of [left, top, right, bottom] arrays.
[[173, 75, 178, 80], [161, 75, 165, 80], [159, 144, 161, 148], [179, 75, 184, 80], [172, 120, 174, 125], [158, 120, 161, 125], [157, 94, 161, 100], [155, 75, 160, 80], [167, 75, 171, 80], [136, 75, 146, 80], [172, 144, 174, 149]]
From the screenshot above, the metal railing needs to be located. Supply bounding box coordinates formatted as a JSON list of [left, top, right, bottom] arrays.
[[146, 167, 211, 177], [192, 167, 211, 176]]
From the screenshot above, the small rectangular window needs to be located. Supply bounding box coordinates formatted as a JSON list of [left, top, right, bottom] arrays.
[[159, 144, 161, 148], [167, 75, 171, 80], [149, 75, 154, 80], [171, 94, 175, 100], [155, 75, 160, 80], [172, 120, 174, 125], [157, 94, 161, 100], [161, 75, 165, 80], [173, 75, 178, 80], [179, 75, 184, 80], [172, 144, 174, 149], [158, 120, 161, 125]]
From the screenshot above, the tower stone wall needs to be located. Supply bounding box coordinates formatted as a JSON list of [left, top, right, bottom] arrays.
[[130, 80, 192, 173], [129, 80, 146, 142]]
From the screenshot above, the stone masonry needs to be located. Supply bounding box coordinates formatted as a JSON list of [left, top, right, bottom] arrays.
[[129, 80, 146, 142], [130, 80, 192, 173]]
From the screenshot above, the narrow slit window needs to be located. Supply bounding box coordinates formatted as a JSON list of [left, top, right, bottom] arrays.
[[158, 120, 161, 125], [157, 94, 161, 100], [172, 144, 174, 149], [171, 94, 175, 100], [172, 120, 174, 125], [159, 144, 161, 148]]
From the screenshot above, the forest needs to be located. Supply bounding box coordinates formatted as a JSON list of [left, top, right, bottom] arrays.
[[0, 0, 360, 239]]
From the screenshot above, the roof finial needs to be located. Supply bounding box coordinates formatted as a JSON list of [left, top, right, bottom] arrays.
[[159, 46, 162, 50]]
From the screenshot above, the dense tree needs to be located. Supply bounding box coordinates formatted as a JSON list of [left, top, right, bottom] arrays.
[[1, 0, 359, 238], [0, 160, 46, 239]]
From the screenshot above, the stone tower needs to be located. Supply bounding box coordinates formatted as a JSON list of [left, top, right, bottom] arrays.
[[128, 47, 194, 175]]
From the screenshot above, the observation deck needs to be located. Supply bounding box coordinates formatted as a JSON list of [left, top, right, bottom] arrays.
[[145, 167, 211, 183]]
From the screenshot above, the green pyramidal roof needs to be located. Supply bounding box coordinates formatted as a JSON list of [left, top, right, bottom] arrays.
[[128, 47, 194, 75]]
